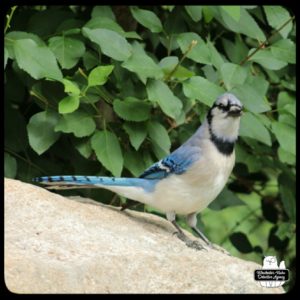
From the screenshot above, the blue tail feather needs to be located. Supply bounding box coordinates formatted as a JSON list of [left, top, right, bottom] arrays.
[[33, 175, 158, 192]]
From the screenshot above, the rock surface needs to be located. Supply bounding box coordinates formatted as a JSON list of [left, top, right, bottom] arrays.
[[5, 178, 284, 294]]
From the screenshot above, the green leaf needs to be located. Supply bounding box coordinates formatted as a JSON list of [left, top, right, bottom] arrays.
[[176, 33, 211, 64], [27, 111, 61, 155], [162, 6, 175, 12], [4, 47, 8, 69], [84, 17, 124, 33], [82, 27, 132, 61], [275, 222, 295, 240], [58, 95, 80, 114], [56, 18, 84, 33], [221, 6, 241, 22], [55, 111, 96, 137], [235, 144, 262, 173], [124, 31, 142, 40], [222, 36, 249, 64], [82, 51, 99, 70], [5, 31, 45, 59], [130, 6, 163, 33], [73, 138, 92, 159], [159, 56, 194, 80], [281, 79, 295, 92], [220, 63, 248, 90], [13, 39, 62, 81], [256, 114, 272, 129], [182, 76, 225, 106], [283, 103, 296, 117], [248, 48, 288, 70], [62, 28, 81, 36], [88, 65, 114, 87], [278, 147, 295, 165], [202, 6, 214, 23], [271, 121, 295, 155], [4, 153, 17, 178], [239, 112, 271, 146], [209, 188, 244, 210], [277, 91, 294, 109], [202, 65, 218, 83], [206, 40, 224, 70], [84, 17, 141, 40], [173, 66, 195, 80], [48, 36, 85, 69], [185, 6, 202, 22], [146, 80, 182, 119], [264, 6, 292, 38], [123, 122, 147, 150], [91, 130, 123, 177], [62, 79, 80, 95], [159, 56, 178, 73], [124, 150, 146, 177], [122, 42, 163, 81], [245, 75, 269, 101], [147, 121, 171, 159], [91, 6, 116, 20], [231, 83, 270, 113], [113, 97, 152, 122], [277, 92, 296, 117], [270, 39, 295, 64], [217, 7, 265, 41], [279, 114, 295, 128], [278, 172, 295, 223]]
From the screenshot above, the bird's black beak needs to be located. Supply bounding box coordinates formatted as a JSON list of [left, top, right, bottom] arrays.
[[227, 107, 243, 117]]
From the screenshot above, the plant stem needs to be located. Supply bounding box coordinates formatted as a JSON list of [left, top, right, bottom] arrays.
[[78, 67, 88, 79], [167, 34, 173, 56], [239, 16, 295, 66], [29, 90, 54, 110], [4, 6, 17, 34], [165, 40, 198, 82]]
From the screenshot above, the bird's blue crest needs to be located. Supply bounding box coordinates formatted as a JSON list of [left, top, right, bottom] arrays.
[[214, 93, 243, 109]]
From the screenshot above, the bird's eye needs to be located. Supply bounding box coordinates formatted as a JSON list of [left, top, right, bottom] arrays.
[[218, 103, 225, 109]]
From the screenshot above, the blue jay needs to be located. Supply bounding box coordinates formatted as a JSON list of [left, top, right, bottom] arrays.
[[34, 93, 243, 251]]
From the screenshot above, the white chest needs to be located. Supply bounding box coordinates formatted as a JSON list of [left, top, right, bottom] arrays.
[[150, 140, 235, 214]]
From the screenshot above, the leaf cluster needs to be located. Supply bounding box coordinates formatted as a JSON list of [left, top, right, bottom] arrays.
[[4, 5, 295, 290]]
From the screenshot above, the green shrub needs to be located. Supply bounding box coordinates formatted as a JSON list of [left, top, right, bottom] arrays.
[[4, 5, 295, 290]]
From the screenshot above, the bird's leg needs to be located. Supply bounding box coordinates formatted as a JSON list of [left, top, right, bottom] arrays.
[[191, 226, 212, 247], [187, 212, 231, 255], [166, 212, 205, 251]]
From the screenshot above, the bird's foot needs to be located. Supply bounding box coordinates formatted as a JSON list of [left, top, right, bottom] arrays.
[[173, 231, 206, 251]]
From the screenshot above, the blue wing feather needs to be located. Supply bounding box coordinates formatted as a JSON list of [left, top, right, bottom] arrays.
[[140, 145, 201, 179]]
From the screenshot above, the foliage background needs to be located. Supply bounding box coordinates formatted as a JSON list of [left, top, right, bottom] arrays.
[[4, 5, 295, 290]]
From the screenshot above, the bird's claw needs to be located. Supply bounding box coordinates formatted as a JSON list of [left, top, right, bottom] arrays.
[[173, 231, 206, 251]]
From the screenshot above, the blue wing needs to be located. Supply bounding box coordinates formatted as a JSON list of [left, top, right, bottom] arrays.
[[139, 145, 201, 179]]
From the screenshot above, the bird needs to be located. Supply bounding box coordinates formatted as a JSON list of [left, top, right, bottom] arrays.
[[33, 92, 243, 251]]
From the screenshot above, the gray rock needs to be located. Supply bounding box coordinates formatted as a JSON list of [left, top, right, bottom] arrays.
[[5, 178, 284, 293]]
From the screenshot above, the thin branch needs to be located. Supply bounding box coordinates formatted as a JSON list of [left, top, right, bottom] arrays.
[[165, 40, 198, 82], [4, 6, 17, 34], [239, 16, 295, 66]]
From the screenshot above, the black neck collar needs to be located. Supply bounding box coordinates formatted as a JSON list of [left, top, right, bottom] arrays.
[[210, 132, 235, 155], [207, 111, 235, 156]]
